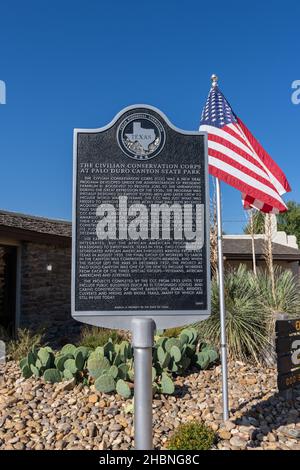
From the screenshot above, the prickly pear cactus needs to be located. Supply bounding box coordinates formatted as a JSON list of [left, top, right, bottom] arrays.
[[21, 364, 32, 379], [43, 368, 62, 383], [108, 365, 119, 379], [87, 355, 110, 378], [116, 379, 131, 399], [63, 369, 74, 380], [75, 346, 89, 360], [95, 374, 116, 393], [160, 373, 175, 395], [18, 326, 218, 398], [170, 345, 181, 363], [61, 344, 77, 356], [30, 364, 40, 377], [37, 348, 51, 367], [118, 363, 129, 380], [55, 354, 71, 371], [196, 351, 210, 370], [74, 351, 85, 370], [64, 358, 77, 375]]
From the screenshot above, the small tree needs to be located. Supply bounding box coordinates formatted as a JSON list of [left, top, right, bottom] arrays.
[[243, 210, 265, 234], [244, 200, 300, 247], [277, 200, 300, 246], [264, 213, 276, 302], [245, 209, 258, 276]]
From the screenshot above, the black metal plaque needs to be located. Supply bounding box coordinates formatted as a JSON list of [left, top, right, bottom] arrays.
[[276, 318, 300, 336], [276, 318, 300, 391], [276, 334, 300, 356], [277, 369, 300, 391], [72, 105, 210, 329]]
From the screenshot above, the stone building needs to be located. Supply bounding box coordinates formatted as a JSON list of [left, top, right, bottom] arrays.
[[0, 210, 73, 342], [0, 209, 299, 340], [223, 219, 300, 276]]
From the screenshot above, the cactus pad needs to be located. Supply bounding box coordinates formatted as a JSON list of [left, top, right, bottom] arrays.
[[43, 368, 62, 383], [95, 374, 116, 393], [64, 358, 77, 374], [61, 344, 77, 356], [87, 356, 110, 378], [116, 379, 131, 399], [21, 364, 32, 379], [161, 373, 175, 395]]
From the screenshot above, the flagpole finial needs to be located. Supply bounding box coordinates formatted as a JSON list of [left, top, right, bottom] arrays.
[[211, 74, 218, 87]]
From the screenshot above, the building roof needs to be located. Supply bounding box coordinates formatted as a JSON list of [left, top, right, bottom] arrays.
[[0, 210, 71, 245], [223, 238, 300, 261], [0, 209, 299, 260]]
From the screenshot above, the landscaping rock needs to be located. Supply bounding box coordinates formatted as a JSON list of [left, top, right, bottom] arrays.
[[281, 427, 300, 439], [219, 429, 232, 440], [54, 378, 76, 396], [229, 436, 248, 449], [0, 360, 300, 450], [88, 394, 99, 404]]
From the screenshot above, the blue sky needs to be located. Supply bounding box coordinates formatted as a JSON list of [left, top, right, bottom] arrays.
[[0, 0, 299, 233]]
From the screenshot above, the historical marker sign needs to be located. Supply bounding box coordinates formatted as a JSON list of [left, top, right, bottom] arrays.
[[276, 318, 300, 391], [72, 105, 210, 329]]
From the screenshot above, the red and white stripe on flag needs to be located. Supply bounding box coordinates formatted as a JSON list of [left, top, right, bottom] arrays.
[[200, 89, 291, 213]]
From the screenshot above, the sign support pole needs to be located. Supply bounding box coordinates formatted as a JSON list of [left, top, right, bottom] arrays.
[[215, 177, 229, 421], [132, 317, 155, 450]]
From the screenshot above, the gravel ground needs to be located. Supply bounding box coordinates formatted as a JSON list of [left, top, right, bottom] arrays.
[[0, 360, 299, 450]]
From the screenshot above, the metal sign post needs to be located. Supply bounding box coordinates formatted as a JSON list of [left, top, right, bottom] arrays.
[[215, 177, 229, 421], [72, 105, 211, 450], [132, 318, 155, 450]]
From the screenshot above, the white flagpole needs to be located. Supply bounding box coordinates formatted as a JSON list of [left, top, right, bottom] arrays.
[[211, 74, 229, 421]]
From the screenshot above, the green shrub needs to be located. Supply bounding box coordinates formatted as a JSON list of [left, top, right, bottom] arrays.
[[163, 327, 183, 338], [166, 421, 215, 450], [78, 326, 124, 349], [7, 328, 43, 361], [197, 265, 270, 363]]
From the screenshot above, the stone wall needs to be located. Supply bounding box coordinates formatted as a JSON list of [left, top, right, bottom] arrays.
[[0, 247, 5, 323], [20, 241, 80, 345]]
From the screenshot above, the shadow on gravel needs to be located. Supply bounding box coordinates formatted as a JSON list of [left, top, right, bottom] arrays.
[[174, 384, 190, 398], [234, 386, 300, 447], [231, 392, 267, 414]]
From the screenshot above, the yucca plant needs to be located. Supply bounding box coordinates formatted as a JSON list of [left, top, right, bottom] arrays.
[[250, 267, 300, 364], [197, 265, 270, 364], [253, 266, 300, 318]]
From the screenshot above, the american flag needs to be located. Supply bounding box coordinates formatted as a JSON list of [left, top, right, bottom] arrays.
[[199, 83, 291, 213]]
